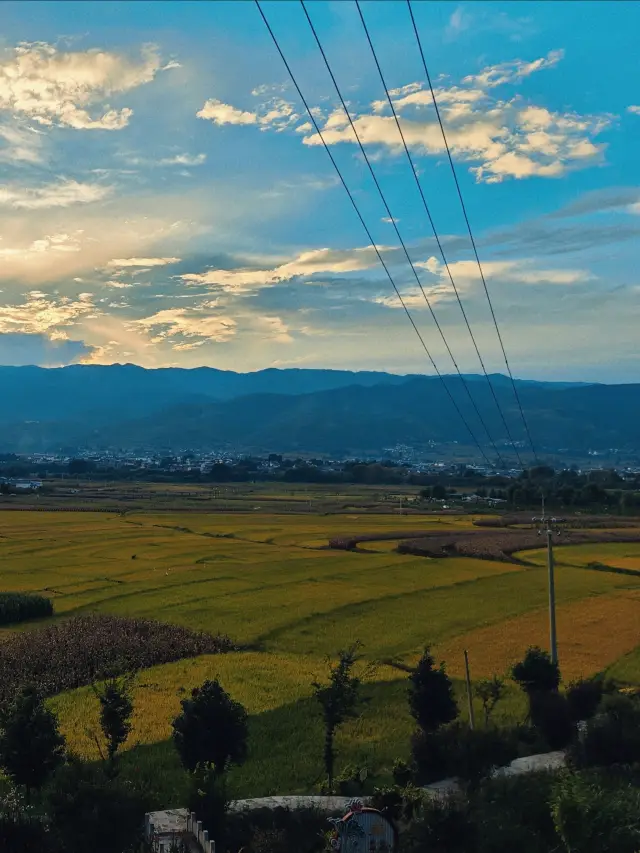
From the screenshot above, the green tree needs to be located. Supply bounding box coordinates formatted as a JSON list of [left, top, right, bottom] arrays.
[[409, 647, 458, 735], [313, 644, 365, 793], [474, 676, 505, 727], [511, 647, 560, 697], [0, 686, 65, 800], [172, 678, 248, 776], [92, 673, 135, 769], [431, 484, 447, 500]]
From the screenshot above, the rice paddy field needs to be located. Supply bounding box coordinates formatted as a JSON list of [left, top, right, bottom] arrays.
[[1, 501, 640, 803]]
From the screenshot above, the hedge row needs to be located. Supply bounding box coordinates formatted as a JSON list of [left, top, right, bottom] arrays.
[[0, 592, 54, 626]]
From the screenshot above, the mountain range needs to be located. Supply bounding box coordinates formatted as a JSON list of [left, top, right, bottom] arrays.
[[0, 364, 636, 456]]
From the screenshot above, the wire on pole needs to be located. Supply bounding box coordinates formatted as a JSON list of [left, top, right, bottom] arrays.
[[255, 0, 495, 468], [406, 0, 538, 463]]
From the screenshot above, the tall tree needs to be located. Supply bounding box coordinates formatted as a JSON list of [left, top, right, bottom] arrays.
[[408, 647, 458, 735], [313, 644, 365, 793], [92, 673, 135, 771], [0, 686, 65, 800], [172, 678, 248, 776]]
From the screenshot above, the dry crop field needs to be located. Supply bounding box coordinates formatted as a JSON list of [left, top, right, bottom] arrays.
[[1, 504, 639, 801]]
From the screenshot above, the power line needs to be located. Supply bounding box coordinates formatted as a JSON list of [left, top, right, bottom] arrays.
[[355, 0, 523, 468], [300, 0, 504, 465], [406, 0, 538, 463], [255, 0, 496, 468], [300, 0, 506, 468]]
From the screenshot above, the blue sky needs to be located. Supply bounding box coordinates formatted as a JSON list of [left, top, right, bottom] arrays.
[[0, 0, 638, 381]]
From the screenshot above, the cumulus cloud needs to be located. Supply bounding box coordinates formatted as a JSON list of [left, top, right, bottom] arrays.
[[180, 245, 393, 291], [197, 99, 257, 126], [212, 48, 610, 183], [0, 179, 111, 209], [197, 96, 298, 131], [130, 302, 237, 344], [375, 256, 591, 308], [461, 49, 564, 88], [0, 290, 98, 337], [627, 105, 640, 115], [0, 41, 168, 130]]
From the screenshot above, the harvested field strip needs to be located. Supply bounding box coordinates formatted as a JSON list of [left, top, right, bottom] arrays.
[[435, 592, 640, 683], [260, 565, 640, 660]]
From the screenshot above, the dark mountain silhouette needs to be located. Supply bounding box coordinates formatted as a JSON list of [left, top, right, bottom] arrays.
[[0, 364, 634, 455]]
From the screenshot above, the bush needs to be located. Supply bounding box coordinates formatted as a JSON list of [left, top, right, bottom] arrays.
[[0, 783, 56, 853], [512, 647, 560, 696], [567, 694, 640, 769], [334, 764, 372, 797], [400, 793, 475, 853], [46, 760, 153, 853], [0, 592, 53, 626], [412, 723, 518, 786], [225, 807, 327, 853], [0, 615, 235, 702], [186, 767, 230, 846], [473, 772, 560, 853], [566, 677, 605, 722], [551, 770, 640, 853], [529, 691, 575, 750], [448, 724, 518, 787]]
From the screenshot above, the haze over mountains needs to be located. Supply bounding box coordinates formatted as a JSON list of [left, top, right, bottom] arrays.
[[0, 364, 637, 455]]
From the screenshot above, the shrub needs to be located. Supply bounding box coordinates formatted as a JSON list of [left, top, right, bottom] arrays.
[[0, 592, 53, 626], [529, 691, 575, 750], [0, 615, 235, 702], [0, 686, 65, 799], [551, 770, 640, 853], [474, 676, 505, 726], [46, 760, 152, 853], [391, 757, 414, 788], [334, 764, 372, 797], [92, 673, 135, 767], [473, 771, 560, 853], [512, 647, 560, 696], [566, 677, 605, 722], [401, 793, 475, 853], [0, 782, 56, 853], [408, 647, 458, 735], [187, 767, 230, 846], [370, 783, 425, 825], [412, 723, 518, 786], [567, 694, 640, 769], [225, 806, 327, 853]]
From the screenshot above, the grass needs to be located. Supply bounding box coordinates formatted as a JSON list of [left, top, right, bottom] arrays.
[[2, 507, 640, 802]]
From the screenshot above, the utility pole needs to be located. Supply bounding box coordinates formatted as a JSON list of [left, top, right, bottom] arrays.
[[533, 497, 563, 666]]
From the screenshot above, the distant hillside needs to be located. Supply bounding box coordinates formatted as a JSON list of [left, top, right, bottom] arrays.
[[0, 365, 635, 455]]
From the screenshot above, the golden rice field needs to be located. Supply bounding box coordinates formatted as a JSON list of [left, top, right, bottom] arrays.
[[1, 507, 640, 802]]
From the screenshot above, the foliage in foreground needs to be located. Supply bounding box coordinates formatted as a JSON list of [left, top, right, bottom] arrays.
[[92, 673, 135, 767], [0, 686, 65, 798], [0, 592, 53, 626], [0, 614, 235, 702]]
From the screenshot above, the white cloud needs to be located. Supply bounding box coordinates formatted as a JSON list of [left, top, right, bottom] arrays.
[[381, 216, 399, 224], [628, 105, 640, 115], [180, 245, 392, 291], [0, 122, 44, 164], [0, 41, 168, 130], [106, 256, 181, 268], [462, 49, 564, 88], [251, 315, 292, 343], [0, 179, 111, 209], [197, 98, 257, 126], [376, 256, 591, 308], [130, 303, 237, 343], [158, 153, 207, 166], [197, 96, 298, 131], [0, 290, 98, 336]]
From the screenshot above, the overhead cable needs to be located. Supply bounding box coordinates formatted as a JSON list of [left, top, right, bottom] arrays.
[[255, 0, 498, 468]]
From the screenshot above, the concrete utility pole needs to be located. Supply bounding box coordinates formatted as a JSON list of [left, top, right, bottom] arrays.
[[533, 497, 563, 666]]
